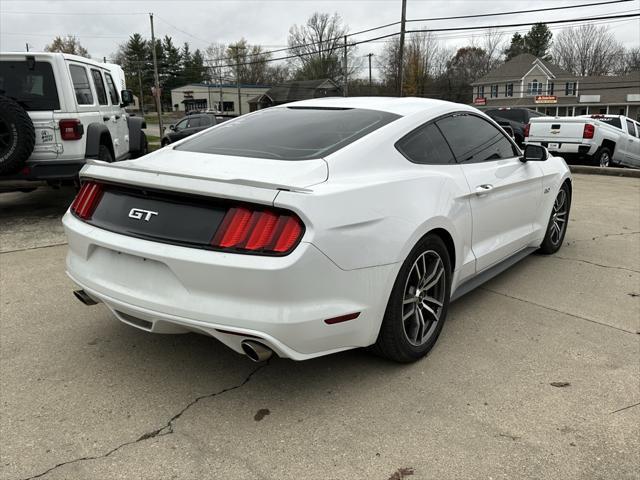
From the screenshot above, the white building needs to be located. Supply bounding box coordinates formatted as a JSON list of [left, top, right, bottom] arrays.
[[170, 83, 271, 116]]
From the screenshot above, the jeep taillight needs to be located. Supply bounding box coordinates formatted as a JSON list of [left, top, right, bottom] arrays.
[[583, 124, 595, 139], [524, 123, 530, 138], [211, 206, 304, 255], [70, 181, 103, 220], [59, 119, 84, 140]]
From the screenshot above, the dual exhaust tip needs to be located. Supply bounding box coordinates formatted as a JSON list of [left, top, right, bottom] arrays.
[[74, 290, 273, 363]]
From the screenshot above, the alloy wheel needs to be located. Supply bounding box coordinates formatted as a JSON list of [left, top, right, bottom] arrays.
[[401, 250, 446, 346], [599, 152, 610, 167], [549, 189, 568, 246]]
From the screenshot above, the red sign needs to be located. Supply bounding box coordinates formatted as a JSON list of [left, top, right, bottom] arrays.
[[474, 97, 487, 105], [535, 95, 557, 104]]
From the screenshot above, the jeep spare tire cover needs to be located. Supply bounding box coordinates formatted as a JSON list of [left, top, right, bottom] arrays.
[[0, 95, 36, 174]]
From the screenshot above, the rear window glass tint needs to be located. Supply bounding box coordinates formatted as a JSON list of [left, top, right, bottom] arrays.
[[593, 116, 622, 129], [176, 107, 400, 160], [396, 123, 455, 164], [91, 69, 108, 105], [0, 60, 60, 110], [104, 73, 119, 105], [69, 64, 93, 105]]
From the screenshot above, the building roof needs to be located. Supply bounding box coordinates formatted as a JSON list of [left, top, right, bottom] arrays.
[[173, 82, 271, 91], [253, 78, 342, 104], [472, 53, 574, 85]]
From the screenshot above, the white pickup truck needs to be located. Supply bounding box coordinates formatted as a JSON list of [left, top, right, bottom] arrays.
[[526, 114, 640, 168]]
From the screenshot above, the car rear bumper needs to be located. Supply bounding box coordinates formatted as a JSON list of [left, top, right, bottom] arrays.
[[63, 212, 396, 360], [527, 141, 595, 156]]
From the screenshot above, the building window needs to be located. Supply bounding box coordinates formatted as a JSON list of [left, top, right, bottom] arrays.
[[479, 85, 485, 98], [505, 83, 513, 97], [565, 82, 577, 95], [490, 85, 499, 98], [548, 82, 554, 95], [527, 79, 543, 96]]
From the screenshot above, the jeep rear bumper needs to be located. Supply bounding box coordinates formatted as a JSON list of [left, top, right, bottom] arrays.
[[0, 159, 85, 190]]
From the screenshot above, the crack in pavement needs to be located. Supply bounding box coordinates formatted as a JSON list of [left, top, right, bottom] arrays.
[[566, 231, 640, 244], [610, 402, 640, 414], [19, 362, 269, 480], [0, 242, 68, 255], [551, 255, 640, 274], [480, 288, 636, 335]]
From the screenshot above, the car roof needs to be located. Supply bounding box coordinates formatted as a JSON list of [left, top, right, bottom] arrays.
[[280, 96, 476, 117]]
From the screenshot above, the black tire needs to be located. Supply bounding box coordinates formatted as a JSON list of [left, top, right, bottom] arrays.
[[130, 132, 148, 159], [593, 147, 612, 168], [0, 95, 35, 174], [373, 234, 452, 363], [161, 138, 170, 147], [98, 144, 114, 163], [539, 183, 571, 255]]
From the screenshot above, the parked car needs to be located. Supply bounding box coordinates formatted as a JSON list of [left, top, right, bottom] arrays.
[[526, 114, 640, 168], [161, 113, 217, 146], [484, 108, 546, 147], [63, 98, 571, 363], [0, 52, 147, 192]]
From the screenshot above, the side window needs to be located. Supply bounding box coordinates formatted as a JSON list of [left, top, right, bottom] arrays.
[[634, 123, 640, 138], [436, 114, 518, 163], [396, 123, 456, 165], [186, 117, 201, 128], [90, 69, 108, 105], [175, 119, 188, 130], [69, 64, 93, 105], [625, 119, 637, 137], [104, 73, 119, 105]]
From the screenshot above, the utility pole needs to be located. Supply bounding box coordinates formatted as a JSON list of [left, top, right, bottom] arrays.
[[343, 35, 348, 97], [236, 64, 242, 116], [366, 53, 374, 92], [219, 67, 223, 113], [149, 13, 163, 134], [398, 0, 407, 97], [138, 67, 144, 115]]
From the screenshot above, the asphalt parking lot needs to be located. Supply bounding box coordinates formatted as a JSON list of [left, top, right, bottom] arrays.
[[1, 173, 638, 480]]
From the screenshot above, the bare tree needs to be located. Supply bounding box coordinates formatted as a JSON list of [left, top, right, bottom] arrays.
[[471, 28, 505, 74], [379, 32, 444, 96], [287, 12, 359, 82], [45, 35, 90, 58], [552, 25, 625, 76], [613, 47, 640, 75], [205, 42, 230, 84]]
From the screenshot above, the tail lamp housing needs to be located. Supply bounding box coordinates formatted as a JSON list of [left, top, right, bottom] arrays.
[[583, 123, 595, 139], [523, 123, 530, 138], [211, 206, 304, 255], [70, 181, 103, 220], [59, 119, 84, 140]]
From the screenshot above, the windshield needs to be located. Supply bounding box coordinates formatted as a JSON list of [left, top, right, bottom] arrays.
[[485, 109, 526, 123], [0, 60, 60, 111], [175, 106, 400, 160]]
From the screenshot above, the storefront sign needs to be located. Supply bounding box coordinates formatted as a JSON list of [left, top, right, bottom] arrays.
[[474, 97, 487, 105], [535, 95, 557, 104]]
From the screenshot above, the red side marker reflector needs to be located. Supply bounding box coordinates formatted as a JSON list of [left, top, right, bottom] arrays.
[[324, 312, 361, 325]]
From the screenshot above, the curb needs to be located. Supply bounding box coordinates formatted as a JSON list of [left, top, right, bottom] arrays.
[[569, 165, 640, 178]]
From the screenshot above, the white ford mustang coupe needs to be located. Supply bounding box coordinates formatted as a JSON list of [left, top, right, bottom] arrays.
[[63, 97, 571, 363]]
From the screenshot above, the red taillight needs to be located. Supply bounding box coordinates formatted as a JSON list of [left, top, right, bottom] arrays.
[[211, 206, 304, 255], [523, 123, 530, 138], [70, 181, 103, 220], [59, 119, 84, 140], [583, 124, 595, 139]]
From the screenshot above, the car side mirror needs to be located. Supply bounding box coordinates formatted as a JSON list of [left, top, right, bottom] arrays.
[[521, 144, 548, 162], [120, 89, 134, 107], [169, 124, 176, 131]]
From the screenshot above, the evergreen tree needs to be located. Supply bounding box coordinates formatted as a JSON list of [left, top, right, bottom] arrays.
[[504, 33, 525, 61], [504, 24, 552, 61]]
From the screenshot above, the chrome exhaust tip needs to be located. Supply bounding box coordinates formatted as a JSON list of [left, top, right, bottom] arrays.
[[241, 340, 273, 362], [73, 289, 98, 306]]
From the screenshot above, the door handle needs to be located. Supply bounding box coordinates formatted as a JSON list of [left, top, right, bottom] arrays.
[[475, 184, 494, 195], [103, 116, 110, 121]]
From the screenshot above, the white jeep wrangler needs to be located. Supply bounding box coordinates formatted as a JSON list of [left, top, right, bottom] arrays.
[[0, 52, 147, 191]]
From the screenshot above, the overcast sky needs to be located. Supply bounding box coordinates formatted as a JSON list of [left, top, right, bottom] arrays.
[[1, 0, 638, 78]]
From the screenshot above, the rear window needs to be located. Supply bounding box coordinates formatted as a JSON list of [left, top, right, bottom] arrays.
[[592, 116, 622, 130], [0, 60, 60, 111], [69, 64, 93, 105], [176, 107, 400, 160]]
